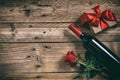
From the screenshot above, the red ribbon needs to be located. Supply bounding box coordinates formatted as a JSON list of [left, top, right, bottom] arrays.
[[80, 6, 116, 30]]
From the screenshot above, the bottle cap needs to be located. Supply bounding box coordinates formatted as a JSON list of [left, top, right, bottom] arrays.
[[69, 24, 83, 37]]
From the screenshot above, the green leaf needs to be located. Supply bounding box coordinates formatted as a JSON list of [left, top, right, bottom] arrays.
[[80, 64, 86, 70], [73, 51, 107, 80], [86, 72, 91, 80]]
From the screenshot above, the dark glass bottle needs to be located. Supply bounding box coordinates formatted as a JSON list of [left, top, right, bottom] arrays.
[[69, 24, 120, 80]]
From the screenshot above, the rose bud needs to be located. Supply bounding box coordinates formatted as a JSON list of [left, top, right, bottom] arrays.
[[64, 51, 77, 65]]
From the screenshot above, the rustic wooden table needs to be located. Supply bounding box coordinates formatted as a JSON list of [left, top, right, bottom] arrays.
[[0, 0, 120, 80]]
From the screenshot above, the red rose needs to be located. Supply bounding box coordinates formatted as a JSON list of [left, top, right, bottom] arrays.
[[64, 51, 77, 65]]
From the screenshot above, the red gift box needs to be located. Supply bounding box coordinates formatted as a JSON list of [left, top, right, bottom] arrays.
[[80, 4, 117, 34]]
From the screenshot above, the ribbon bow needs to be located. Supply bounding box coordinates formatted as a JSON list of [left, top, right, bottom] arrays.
[[80, 6, 116, 30]]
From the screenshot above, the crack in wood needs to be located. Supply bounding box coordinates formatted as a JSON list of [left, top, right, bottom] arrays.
[[29, 25, 32, 28], [10, 23, 16, 41], [43, 45, 51, 49], [35, 64, 41, 68], [10, 23, 15, 32], [24, 9, 31, 17], [31, 48, 36, 51], [35, 75, 42, 78], [43, 31, 46, 34], [26, 55, 31, 59]]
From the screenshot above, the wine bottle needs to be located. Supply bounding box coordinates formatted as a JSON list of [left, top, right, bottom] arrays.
[[69, 24, 120, 79]]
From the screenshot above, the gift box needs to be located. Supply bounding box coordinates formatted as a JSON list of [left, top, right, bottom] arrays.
[[79, 4, 117, 34]]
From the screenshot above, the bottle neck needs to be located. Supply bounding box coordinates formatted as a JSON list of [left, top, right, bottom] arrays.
[[79, 33, 85, 40], [69, 24, 83, 37]]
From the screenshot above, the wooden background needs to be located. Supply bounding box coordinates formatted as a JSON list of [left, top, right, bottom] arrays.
[[0, 0, 120, 80]]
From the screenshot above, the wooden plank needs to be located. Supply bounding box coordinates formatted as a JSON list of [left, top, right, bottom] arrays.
[[0, 43, 84, 72], [0, 72, 106, 80], [0, 0, 117, 7], [0, 1, 120, 22], [0, 23, 120, 42], [0, 42, 120, 73]]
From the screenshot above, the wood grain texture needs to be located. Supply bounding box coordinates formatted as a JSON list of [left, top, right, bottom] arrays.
[[0, 0, 120, 22], [0, 42, 120, 80], [0, 23, 120, 42], [0, 42, 119, 79], [0, 0, 120, 80], [0, 72, 107, 80], [0, 43, 84, 73], [0, 42, 120, 73]]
